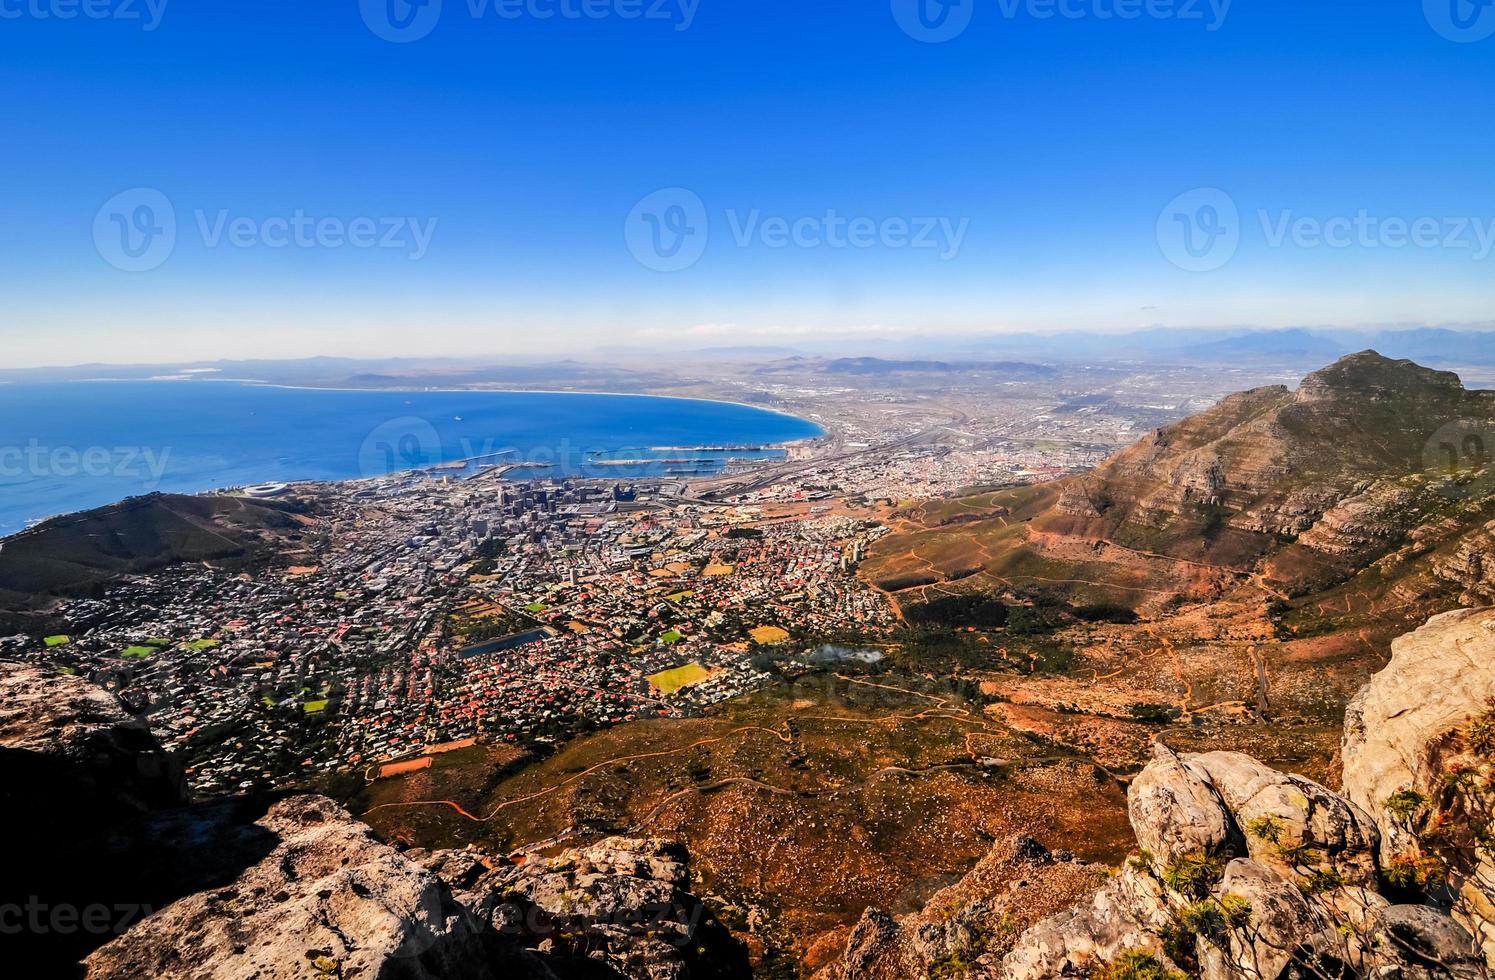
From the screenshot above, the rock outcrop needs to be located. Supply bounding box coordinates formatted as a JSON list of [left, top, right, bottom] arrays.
[[2, 662, 192, 975], [1342, 606, 1495, 964], [0, 662, 746, 980], [0, 661, 185, 818], [812, 836, 1123, 980], [817, 602, 1495, 980], [997, 743, 1400, 980], [84, 815, 749, 980], [429, 836, 751, 980], [85, 796, 494, 980]]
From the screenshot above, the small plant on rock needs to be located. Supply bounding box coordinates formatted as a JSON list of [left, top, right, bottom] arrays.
[[1246, 815, 1284, 845], [1218, 893, 1253, 929], [1161, 851, 1222, 899], [1384, 789, 1428, 825], [1383, 851, 1448, 892], [1095, 949, 1186, 980]]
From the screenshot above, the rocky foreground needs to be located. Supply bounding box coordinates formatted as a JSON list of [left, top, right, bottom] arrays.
[[8, 606, 1495, 978], [818, 607, 1495, 978], [0, 660, 749, 980]]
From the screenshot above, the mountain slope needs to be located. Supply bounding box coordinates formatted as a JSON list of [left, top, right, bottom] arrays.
[[0, 492, 311, 612], [865, 352, 1495, 610]]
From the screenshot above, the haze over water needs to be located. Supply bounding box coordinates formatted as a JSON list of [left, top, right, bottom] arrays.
[[0, 381, 822, 534]]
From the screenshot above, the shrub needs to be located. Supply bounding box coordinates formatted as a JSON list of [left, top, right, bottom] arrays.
[[1383, 851, 1448, 891], [1176, 900, 1226, 941], [1463, 707, 1495, 756], [1298, 867, 1346, 897], [1383, 789, 1427, 824], [1218, 893, 1253, 929], [1161, 851, 1223, 898], [1246, 815, 1284, 844], [1096, 949, 1186, 980]]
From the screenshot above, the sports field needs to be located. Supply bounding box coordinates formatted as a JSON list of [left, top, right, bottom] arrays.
[[647, 662, 715, 694]]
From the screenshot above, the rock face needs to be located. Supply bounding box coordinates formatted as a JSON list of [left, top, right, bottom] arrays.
[[998, 863, 1175, 979], [1341, 607, 1495, 852], [1, 662, 191, 975], [0, 663, 746, 980], [445, 836, 751, 980], [85, 796, 495, 980], [810, 836, 1113, 980], [1342, 606, 1495, 964], [0, 662, 185, 818]]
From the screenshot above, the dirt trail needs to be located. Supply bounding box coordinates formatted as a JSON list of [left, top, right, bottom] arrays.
[[362, 674, 1043, 829]]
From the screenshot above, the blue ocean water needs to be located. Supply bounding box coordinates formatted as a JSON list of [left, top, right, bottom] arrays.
[[0, 381, 822, 535]]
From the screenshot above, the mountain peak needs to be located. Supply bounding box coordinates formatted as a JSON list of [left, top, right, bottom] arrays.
[[1298, 349, 1465, 399]]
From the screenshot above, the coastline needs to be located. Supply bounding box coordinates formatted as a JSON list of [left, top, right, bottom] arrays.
[[0, 381, 828, 538]]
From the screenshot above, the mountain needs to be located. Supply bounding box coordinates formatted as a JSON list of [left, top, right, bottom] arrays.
[[1357, 327, 1495, 367], [1180, 327, 1348, 363], [865, 351, 1495, 608], [0, 493, 311, 626]]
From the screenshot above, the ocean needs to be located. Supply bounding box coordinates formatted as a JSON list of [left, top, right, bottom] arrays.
[[0, 381, 823, 535]]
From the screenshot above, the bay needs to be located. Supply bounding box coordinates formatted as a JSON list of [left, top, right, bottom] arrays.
[[0, 381, 822, 535]]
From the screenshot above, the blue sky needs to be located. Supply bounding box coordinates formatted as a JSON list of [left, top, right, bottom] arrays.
[[2, 0, 1493, 365]]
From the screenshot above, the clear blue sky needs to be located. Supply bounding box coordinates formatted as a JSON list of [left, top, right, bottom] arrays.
[[2, 0, 1493, 365]]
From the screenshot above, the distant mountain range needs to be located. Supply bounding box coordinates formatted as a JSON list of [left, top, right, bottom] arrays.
[[5, 327, 1495, 386], [953, 326, 1495, 369]]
